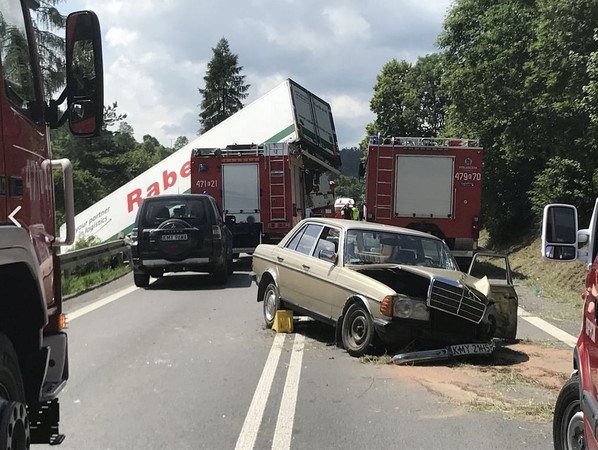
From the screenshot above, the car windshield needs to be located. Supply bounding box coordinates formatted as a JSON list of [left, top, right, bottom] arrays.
[[343, 229, 459, 271], [141, 198, 211, 228]]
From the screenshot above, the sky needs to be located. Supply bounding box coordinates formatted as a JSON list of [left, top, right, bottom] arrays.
[[63, 0, 453, 149]]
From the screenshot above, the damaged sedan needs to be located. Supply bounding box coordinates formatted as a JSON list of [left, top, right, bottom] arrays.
[[250, 218, 516, 357]]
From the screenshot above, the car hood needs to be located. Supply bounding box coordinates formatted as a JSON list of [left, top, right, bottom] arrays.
[[351, 264, 491, 298]]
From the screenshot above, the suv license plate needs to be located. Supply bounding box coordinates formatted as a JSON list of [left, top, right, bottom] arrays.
[[449, 342, 494, 357], [161, 234, 188, 241]]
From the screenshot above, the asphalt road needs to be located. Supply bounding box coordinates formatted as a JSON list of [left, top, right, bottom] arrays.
[[42, 261, 557, 450]]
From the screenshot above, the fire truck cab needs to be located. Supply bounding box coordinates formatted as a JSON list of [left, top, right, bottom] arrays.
[[0, 2, 103, 447], [543, 200, 598, 450]]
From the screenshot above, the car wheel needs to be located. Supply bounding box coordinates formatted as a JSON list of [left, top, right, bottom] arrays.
[[554, 374, 584, 450], [263, 282, 280, 328], [341, 303, 375, 357], [134, 272, 150, 288], [0, 333, 30, 450]]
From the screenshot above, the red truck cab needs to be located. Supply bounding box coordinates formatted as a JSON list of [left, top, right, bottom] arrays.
[[0, 2, 103, 447], [542, 201, 598, 450]]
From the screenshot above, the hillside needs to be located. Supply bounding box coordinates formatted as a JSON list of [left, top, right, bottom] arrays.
[[484, 231, 587, 323]]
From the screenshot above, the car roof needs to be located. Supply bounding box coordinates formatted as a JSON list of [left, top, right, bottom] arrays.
[[142, 194, 212, 202], [300, 218, 441, 240]]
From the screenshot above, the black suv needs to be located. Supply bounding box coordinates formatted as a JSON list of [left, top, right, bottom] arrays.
[[130, 194, 233, 287]]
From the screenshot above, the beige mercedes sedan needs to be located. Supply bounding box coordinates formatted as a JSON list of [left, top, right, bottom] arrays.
[[250, 218, 516, 357]]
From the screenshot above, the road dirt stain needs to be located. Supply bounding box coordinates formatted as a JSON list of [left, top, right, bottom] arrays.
[[387, 342, 572, 422]]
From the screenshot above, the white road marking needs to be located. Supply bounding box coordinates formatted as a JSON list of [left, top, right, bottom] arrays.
[[66, 286, 138, 322], [235, 333, 286, 450], [517, 306, 578, 348], [272, 334, 305, 450]]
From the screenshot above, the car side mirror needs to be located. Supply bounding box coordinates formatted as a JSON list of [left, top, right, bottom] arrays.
[[65, 11, 104, 136], [541, 204, 578, 261], [319, 249, 337, 264]]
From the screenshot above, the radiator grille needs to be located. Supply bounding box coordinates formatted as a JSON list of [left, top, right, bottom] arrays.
[[428, 279, 487, 323]]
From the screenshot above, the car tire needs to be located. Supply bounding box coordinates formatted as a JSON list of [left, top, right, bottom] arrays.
[[0, 333, 30, 450], [341, 303, 375, 357], [134, 272, 150, 288], [553, 373, 584, 450], [263, 282, 280, 328]]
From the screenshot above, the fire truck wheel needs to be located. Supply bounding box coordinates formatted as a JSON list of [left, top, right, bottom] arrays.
[[263, 282, 280, 328], [341, 303, 375, 357], [0, 333, 30, 450], [134, 272, 150, 288], [553, 373, 584, 450]]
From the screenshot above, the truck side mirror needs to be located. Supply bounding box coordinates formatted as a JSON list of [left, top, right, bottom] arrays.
[[541, 204, 578, 261], [65, 11, 104, 136]]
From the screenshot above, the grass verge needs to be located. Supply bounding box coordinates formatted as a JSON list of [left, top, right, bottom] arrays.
[[62, 265, 131, 297]]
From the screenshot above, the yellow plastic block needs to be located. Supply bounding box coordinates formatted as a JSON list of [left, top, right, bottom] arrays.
[[272, 310, 293, 333]]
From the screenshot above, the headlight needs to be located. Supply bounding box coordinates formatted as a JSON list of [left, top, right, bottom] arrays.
[[393, 295, 429, 321]]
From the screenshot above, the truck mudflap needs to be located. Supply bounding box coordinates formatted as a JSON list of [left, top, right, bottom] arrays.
[[390, 341, 495, 365], [29, 399, 65, 445]]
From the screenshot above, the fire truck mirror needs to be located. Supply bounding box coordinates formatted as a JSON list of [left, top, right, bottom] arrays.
[[66, 10, 104, 137]]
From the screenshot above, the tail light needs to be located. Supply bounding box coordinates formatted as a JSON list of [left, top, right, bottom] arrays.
[[472, 216, 480, 240], [212, 225, 222, 240], [130, 228, 138, 243]]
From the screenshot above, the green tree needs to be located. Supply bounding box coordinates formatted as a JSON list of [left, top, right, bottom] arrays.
[[369, 59, 417, 138], [333, 175, 365, 203], [32, 0, 67, 98], [405, 53, 449, 137], [173, 136, 189, 150], [198, 38, 249, 133]]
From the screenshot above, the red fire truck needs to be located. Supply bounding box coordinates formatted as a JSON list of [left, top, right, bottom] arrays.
[[0, 3, 103, 447], [364, 136, 482, 267], [191, 142, 338, 255], [542, 201, 598, 450]]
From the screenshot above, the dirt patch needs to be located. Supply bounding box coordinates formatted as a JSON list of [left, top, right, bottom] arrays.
[[388, 342, 572, 422]]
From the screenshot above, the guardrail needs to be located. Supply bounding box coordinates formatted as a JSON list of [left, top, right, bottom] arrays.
[[59, 240, 132, 275]]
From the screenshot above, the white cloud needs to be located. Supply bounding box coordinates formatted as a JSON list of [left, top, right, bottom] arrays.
[[64, 0, 452, 148], [322, 7, 371, 42], [105, 27, 137, 47]]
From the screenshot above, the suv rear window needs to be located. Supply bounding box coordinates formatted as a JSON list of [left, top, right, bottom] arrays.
[[141, 198, 212, 228]]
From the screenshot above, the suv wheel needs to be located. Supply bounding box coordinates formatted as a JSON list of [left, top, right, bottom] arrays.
[[134, 272, 150, 288]]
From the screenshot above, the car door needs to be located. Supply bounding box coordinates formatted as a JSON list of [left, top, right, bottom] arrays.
[[278, 223, 323, 312], [468, 252, 518, 340]]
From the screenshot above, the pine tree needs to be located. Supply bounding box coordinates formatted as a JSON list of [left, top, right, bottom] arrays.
[[198, 38, 249, 133]]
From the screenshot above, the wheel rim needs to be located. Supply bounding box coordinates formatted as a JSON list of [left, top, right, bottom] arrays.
[[566, 410, 585, 450], [264, 287, 277, 322], [0, 399, 30, 450], [348, 313, 368, 346]]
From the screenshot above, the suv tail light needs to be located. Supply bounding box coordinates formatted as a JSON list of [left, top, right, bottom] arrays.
[[130, 228, 138, 243], [472, 216, 480, 240], [212, 225, 222, 240]]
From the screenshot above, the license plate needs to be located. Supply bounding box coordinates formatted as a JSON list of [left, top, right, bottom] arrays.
[[161, 234, 188, 241], [449, 342, 495, 357]]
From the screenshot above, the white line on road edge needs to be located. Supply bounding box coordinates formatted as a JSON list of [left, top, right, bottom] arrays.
[[517, 306, 577, 348], [66, 286, 138, 322], [235, 333, 286, 450], [272, 334, 305, 450]]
